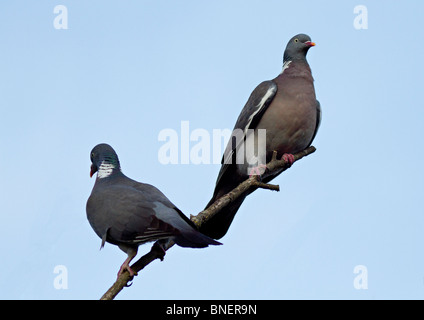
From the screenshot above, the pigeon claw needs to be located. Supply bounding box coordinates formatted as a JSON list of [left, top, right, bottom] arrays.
[[282, 153, 295, 165], [117, 264, 137, 279], [248, 164, 268, 178]]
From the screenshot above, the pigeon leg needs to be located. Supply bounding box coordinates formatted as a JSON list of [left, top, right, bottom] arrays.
[[152, 239, 168, 261], [248, 164, 268, 177], [282, 153, 295, 165], [117, 247, 138, 278]]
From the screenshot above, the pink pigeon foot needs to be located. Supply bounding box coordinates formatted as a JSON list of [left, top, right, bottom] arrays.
[[249, 164, 268, 177], [117, 262, 136, 278], [282, 153, 295, 165], [117, 251, 137, 278], [118, 260, 137, 278]]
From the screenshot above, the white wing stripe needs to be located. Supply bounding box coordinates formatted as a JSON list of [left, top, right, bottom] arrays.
[[243, 85, 277, 135]]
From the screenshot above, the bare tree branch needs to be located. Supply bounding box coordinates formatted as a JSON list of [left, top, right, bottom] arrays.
[[100, 146, 316, 300]]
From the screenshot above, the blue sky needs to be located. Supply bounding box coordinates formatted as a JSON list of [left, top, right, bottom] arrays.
[[1, 1, 424, 299]]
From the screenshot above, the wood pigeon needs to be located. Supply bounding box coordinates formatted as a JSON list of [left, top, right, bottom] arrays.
[[200, 34, 321, 240], [86, 143, 221, 277]]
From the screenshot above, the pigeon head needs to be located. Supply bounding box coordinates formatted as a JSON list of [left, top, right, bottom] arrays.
[[283, 34, 315, 62], [89, 143, 121, 178]]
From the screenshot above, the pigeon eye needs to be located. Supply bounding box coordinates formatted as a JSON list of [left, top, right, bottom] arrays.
[[91, 152, 95, 160], [294, 39, 299, 43]]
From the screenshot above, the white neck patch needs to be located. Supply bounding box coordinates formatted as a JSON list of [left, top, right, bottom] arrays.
[[97, 161, 115, 179], [280, 60, 292, 75]]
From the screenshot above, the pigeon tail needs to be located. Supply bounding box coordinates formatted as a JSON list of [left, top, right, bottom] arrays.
[[199, 193, 248, 240], [174, 230, 222, 248]]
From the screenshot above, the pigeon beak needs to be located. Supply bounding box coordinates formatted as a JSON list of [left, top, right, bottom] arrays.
[[305, 41, 316, 47], [90, 164, 98, 178]]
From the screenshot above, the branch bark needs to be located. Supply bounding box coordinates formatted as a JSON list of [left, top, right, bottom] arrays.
[[100, 146, 316, 300]]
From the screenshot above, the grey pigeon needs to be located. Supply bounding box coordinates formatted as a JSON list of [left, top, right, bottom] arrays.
[[200, 34, 321, 239], [86, 143, 221, 277]]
